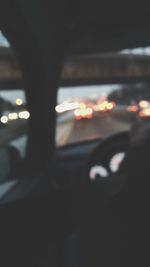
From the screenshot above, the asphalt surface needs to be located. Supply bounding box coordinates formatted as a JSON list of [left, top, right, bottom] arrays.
[[56, 112, 133, 146], [67, 116, 131, 145]]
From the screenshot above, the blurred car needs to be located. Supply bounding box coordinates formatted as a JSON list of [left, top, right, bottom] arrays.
[[94, 100, 116, 115], [138, 100, 150, 120], [127, 104, 138, 113], [139, 107, 150, 119], [74, 103, 93, 120]]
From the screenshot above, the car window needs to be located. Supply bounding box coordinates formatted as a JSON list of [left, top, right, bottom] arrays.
[[56, 49, 150, 147], [0, 89, 28, 156], [0, 31, 29, 182]]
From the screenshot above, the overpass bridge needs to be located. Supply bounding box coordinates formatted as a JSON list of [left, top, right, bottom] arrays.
[[1, 47, 150, 88]]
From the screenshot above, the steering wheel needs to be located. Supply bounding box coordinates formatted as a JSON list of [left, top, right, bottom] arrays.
[[87, 131, 130, 181]]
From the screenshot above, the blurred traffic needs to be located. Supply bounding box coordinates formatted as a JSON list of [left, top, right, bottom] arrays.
[[55, 84, 150, 146], [1, 84, 150, 148], [55, 96, 150, 123], [0, 96, 30, 125]]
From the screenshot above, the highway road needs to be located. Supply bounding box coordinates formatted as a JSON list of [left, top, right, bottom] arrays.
[[56, 112, 133, 146], [66, 116, 131, 144], [0, 109, 136, 155]]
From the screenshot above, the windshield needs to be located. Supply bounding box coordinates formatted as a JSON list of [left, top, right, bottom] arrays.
[[56, 82, 150, 146]]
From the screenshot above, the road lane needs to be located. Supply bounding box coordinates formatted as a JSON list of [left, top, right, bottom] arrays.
[[65, 115, 132, 145]]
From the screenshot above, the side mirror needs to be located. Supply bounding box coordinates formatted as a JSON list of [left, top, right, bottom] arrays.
[[0, 146, 21, 182]]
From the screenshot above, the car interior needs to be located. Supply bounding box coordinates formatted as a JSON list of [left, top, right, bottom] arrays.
[[0, 1, 150, 266]]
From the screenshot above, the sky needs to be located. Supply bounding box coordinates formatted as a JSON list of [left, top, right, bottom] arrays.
[[57, 85, 121, 103], [0, 90, 25, 104]]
